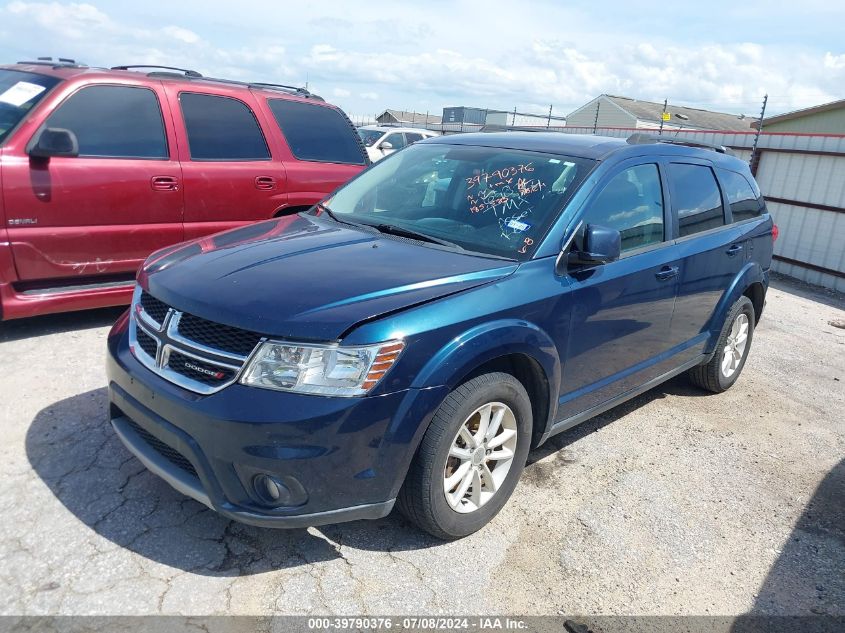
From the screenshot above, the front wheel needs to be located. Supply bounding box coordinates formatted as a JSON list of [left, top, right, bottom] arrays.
[[398, 372, 532, 539], [688, 296, 755, 393]]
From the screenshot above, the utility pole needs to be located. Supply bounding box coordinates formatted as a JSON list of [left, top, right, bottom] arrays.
[[547, 104, 553, 128], [512, 106, 517, 127], [750, 94, 768, 175], [658, 98, 668, 134], [592, 101, 601, 134]]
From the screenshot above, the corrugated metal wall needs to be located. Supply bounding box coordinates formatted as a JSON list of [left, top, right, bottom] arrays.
[[559, 127, 845, 291]]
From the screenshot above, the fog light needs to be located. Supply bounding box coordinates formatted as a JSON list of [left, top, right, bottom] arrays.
[[253, 474, 291, 506]]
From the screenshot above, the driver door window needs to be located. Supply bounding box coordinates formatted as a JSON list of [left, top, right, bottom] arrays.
[[383, 133, 406, 150], [581, 163, 665, 253]]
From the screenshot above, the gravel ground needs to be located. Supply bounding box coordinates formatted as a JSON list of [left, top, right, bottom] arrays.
[[0, 274, 842, 616]]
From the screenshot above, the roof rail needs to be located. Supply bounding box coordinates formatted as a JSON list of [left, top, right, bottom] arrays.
[[626, 133, 733, 155], [248, 82, 322, 100], [105, 66, 324, 101], [17, 56, 87, 69], [111, 65, 203, 78]]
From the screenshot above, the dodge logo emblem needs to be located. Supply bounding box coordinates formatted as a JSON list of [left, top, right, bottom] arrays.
[[184, 361, 225, 379]]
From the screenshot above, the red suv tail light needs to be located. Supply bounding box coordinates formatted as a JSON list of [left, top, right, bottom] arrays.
[[772, 224, 779, 242]]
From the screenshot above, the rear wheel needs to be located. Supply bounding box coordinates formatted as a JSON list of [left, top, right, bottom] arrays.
[[688, 296, 755, 393], [398, 372, 532, 539]]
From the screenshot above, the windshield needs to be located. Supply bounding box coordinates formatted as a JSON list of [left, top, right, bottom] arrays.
[[357, 128, 384, 147], [0, 69, 60, 145], [320, 143, 594, 260]]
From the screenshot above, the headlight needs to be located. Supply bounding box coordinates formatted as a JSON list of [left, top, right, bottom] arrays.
[[240, 340, 405, 396]]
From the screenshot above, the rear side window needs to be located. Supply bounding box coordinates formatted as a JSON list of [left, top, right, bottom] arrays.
[[718, 169, 762, 222], [405, 132, 423, 143], [668, 163, 725, 237], [44, 85, 167, 158], [267, 99, 366, 165], [180, 93, 270, 161], [582, 163, 665, 253]]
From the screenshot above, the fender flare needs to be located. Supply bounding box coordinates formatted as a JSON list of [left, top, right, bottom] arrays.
[[379, 320, 562, 498], [410, 319, 561, 431], [704, 261, 765, 356]]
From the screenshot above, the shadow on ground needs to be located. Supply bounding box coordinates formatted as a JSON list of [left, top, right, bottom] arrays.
[[0, 306, 126, 343], [749, 458, 845, 616], [526, 374, 704, 469], [27, 373, 706, 575], [26, 388, 444, 576]]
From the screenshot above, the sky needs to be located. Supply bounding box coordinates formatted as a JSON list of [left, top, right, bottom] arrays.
[[1, 0, 843, 121]]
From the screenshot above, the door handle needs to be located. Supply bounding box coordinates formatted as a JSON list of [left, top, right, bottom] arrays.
[[655, 265, 679, 281], [255, 176, 276, 190], [151, 176, 179, 191], [726, 243, 744, 257]]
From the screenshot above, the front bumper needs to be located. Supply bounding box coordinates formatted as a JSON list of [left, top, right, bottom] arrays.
[[106, 311, 448, 528]]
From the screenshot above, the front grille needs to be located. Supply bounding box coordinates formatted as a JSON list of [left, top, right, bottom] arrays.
[[166, 349, 237, 385], [140, 291, 169, 324], [129, 288, 262, 395], [135, 327, 158, 359], [177, 313, 262, 357], [126, 418, 199, 480]]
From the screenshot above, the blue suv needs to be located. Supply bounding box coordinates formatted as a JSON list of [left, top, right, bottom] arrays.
[[106, 132, 774, 539]]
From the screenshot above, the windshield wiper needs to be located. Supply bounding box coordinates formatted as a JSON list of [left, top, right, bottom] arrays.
[[370, 223, 463, 250], [312, 203, 364, 228]]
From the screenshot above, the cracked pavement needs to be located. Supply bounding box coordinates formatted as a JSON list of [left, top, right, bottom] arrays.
[[0, 274, 842, 616]]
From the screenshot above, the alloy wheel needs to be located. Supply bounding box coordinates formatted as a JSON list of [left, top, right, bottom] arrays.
[[721, 313, 750, 378], [443, 402, 518, 513]]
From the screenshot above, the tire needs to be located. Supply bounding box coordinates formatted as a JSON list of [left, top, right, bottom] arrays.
[[688, 296, 755, 393], [398, 372, 532, 540]]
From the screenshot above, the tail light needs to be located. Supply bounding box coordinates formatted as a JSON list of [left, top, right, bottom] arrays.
[[772, 224, 779, 242]]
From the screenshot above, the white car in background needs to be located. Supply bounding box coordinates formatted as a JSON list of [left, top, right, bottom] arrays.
[[357, 125, 439, 162]]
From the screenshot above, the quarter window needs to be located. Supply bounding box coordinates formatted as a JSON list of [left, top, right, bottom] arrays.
[[180, 93, 270, 161], [582, 164, 665, 252], [43, 85, 167, 159], [267, 99, 366, 164], [718, 169, 762, 222], [668, 163, 725, 237], [405, 132, 423, 143]]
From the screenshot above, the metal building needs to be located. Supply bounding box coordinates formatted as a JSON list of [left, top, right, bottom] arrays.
[[753, 99, 845, 134], [566, 95, 756, 131]]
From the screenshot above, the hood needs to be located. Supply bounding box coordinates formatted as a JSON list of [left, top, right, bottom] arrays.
[[142, 214, 517, 341]]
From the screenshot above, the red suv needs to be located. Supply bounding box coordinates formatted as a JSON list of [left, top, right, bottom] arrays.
[[0, 59, 368, 320]]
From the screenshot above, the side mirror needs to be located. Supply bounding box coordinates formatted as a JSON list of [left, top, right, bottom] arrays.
[[568, 224, 621, 267], [378, 141, 393, 151], [27, 128, 79, 159]]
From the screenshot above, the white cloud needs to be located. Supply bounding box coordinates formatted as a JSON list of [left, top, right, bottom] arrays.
[[161, 25, 200, 45], [0, 1, 842, 116], [824, 52, 845, 69]]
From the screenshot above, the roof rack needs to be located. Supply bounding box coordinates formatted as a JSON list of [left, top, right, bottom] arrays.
[[249, 81, 310, 96], [107, 68, 321, 99], [111, 65, 203, 78], [17, 56, 87, 69], [626, 133, 733, 155]]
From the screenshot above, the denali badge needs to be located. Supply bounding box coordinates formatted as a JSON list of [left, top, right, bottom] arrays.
[[184, 361, 225, 379]]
